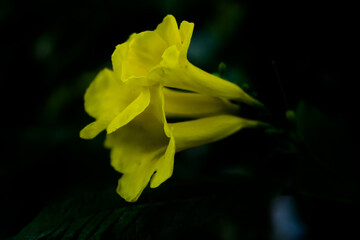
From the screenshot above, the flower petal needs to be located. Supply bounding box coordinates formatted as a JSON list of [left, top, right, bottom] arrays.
[[163, 87, 239, 118], [80, 69, 141, 139], [112, 31, 167, 81], [105, 85, 173, 202], [80, 121, 108, 140], [179, 20, 194, 56], [111, 38, 130, 81], [150, 134, 175, 188], [107, 88, 150, 134], [106, 124, 169, 201], [154, 15, 181, 46], [168, 115, 260, 152]]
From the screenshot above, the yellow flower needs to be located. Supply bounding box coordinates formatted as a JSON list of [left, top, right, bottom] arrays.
[[80, 69, 259, 202], [112, 14, 262, 107], [80, 15, 265, 202]]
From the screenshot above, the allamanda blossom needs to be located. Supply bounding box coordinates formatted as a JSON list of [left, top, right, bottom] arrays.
[[80, 15, 264, 202], [112, 15, 262, 106]]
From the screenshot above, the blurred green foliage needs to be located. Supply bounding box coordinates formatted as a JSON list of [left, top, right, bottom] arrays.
[[1, 0, 357, 239]]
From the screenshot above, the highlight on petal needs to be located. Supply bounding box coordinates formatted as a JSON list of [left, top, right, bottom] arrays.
[[154, 15, 181, 46], [163, 87, 239, 118], [80, 69, 142, 139], [179, 20, 194, 56], [111, 39, 129, 81], [105, 85, 175, 202], [168, 115, 260, 152]]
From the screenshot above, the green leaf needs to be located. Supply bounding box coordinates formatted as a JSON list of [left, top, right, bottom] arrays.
[[10, 180, 272, 240]]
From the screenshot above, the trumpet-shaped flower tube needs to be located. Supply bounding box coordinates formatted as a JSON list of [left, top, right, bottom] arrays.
[[163, 88, 239, 118], [169, 115, 260, 152], [112, 15, 262, 107]]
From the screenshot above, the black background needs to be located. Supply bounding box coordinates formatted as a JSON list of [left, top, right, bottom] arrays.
[[1, 0, 358, 239]]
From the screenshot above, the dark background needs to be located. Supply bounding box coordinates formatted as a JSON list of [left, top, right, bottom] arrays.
[[1, 0, 358, 239]]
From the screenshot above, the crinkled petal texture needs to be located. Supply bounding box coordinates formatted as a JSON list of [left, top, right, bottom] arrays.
[[112, 32, 167, 82], [105, 85, 175, 202], [112, 15, 192, 83], [112, 14, 261, 106]]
